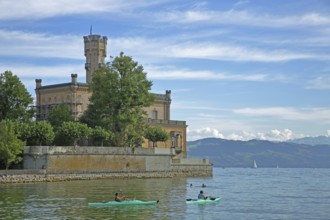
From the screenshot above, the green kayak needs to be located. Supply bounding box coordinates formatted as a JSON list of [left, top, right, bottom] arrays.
[[88, 200, 159, 207], [186, 197, 221, 204]]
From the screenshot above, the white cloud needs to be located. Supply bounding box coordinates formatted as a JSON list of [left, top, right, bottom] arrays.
[[0, 28, 325, 65], [233, 107, 330, 121], [111, 37, 325, 63], [0, 0, 162, 20], [0, 30, 82, 59], [0, 64, 84, 79], [187, 127, 224, 140], [227, 129, 296, 142], [326, 130, 330, 137], [157, 9, 330, 27], [233, 0, 249, 8], [306, 76, 330, 90], [187, 127, 304, 142], [168, 43, 316, 62], [259, 129, 295, 141], [145, 66, 268, 81], [197, 127, 225, 139]]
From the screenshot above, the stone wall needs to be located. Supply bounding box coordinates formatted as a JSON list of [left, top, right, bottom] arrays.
[[24, 146, 175, 173], [0, 146, 215, 184], [170, 158, 213, 177]]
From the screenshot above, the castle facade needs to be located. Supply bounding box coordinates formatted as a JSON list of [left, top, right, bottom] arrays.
[[34, 34, 187, 158]]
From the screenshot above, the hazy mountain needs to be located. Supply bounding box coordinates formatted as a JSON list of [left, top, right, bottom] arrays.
[[288, 136, 330, 146], [187, 138, 330, 168]]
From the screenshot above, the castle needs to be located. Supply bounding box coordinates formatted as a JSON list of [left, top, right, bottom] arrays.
[[34, 33, 187, 158]]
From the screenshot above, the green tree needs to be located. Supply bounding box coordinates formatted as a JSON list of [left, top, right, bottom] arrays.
[[0, 120, 25, 169], [47, 104, 74, 129], [56, 122, 91, 146], [0, 71, 34, 122], [27, 121, 55, 146], [81, 52, 155, 147], [91, 126, 112, 146], [11, 120, 30, 141], [144, 126, 170, 147]]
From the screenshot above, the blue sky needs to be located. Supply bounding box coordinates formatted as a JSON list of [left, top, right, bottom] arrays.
[[1, 0, 330, 141]]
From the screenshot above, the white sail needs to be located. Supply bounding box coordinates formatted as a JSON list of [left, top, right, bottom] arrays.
[[253, 160, 257, 169]]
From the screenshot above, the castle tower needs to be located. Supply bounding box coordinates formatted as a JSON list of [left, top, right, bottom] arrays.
[[84, 34, 107, 84]]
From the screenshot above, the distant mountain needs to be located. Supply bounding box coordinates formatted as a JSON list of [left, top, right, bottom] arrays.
[[288, 136, 330, 146], [187, 138, 330, 168]]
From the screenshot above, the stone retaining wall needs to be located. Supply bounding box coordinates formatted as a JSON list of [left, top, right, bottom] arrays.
[[23, 146, 175, 172], [1, 146, 213, 184]]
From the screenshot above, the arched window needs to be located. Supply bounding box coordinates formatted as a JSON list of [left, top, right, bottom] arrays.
[[152, 110, 158, 119]]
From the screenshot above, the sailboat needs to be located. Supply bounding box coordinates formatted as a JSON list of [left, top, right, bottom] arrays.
[[252, 160, 257, 169]]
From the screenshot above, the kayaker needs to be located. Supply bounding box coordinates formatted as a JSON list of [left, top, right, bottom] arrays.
[[198, 190, 207, 200], [115, 192, 125, 202]]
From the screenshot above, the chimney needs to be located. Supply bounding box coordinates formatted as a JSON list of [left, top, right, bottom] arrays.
[[71, 74, 78, 84]]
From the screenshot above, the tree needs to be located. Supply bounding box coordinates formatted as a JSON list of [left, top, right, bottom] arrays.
[[0, 71, 34, 122], [56, 122, 91, 146], [91, 126, 112, 146], [145, 126, 170, 147], [27, 121, 55, 146], [11, 120, 30, 141], [81, 52, 155, 147], [0, 120, 25, 169], [47, 104, 74, 129]]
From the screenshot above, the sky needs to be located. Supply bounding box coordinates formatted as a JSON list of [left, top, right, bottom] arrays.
[[1, 0, 330, 142]]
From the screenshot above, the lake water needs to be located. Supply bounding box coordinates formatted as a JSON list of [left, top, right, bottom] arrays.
[[1, 168, 329, 220]]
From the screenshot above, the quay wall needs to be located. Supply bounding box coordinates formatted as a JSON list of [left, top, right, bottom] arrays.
[[0, 166, 212, 184], [0, 146, 213, 183], [23, 146, 174, 173]]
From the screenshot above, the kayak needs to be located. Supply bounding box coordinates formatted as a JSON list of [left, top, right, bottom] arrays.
[[88, 200, 159, 207], [186, 197, 221, 204]]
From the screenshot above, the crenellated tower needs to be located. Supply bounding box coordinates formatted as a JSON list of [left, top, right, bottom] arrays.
[[84, 34, 107, 84]]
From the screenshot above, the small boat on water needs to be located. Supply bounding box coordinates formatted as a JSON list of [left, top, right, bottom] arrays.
[[186, 197, 221, 204], [88, 200, 159, 207], [252, 160, 258, 169]]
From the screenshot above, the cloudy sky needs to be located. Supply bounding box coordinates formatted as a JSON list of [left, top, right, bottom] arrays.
[[1, 0, 330, 141]]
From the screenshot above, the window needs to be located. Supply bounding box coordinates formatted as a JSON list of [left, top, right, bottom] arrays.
[[152, 110, 158, 119]]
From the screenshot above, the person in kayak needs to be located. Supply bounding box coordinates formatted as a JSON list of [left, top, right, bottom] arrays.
[[115, 192, 125, 202], [198, 190, 207, 200]]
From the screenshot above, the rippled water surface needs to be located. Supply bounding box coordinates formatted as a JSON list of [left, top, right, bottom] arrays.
[[1, 168, 329, 219]]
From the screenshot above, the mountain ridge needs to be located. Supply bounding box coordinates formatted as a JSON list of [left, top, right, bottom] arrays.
[[187, 137, 330, 168], [287, 135, 330, 146]]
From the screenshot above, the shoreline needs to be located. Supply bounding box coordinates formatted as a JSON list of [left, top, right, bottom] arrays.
[[0, 169, 212, 184]]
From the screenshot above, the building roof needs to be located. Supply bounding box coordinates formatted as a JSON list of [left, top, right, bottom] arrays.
[[37, 82, 88, 90]]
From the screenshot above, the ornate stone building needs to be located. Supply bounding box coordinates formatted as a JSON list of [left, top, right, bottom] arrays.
[[35, 33, 187, 158]]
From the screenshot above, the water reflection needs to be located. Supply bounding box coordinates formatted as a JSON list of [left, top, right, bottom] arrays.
[[0, 177, 188, 219]]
